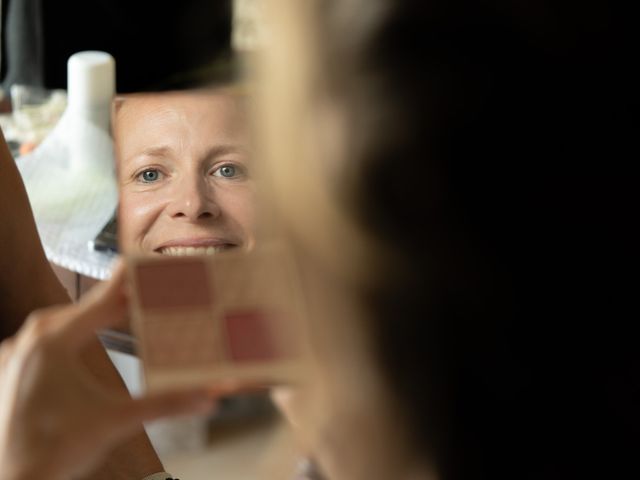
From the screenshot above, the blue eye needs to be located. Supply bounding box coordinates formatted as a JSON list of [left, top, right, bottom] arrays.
[[139, 169, 161, 183], [215, 165, 238, 178]]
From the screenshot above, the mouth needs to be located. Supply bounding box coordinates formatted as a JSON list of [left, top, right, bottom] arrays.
[[154, 239, 238, 256]]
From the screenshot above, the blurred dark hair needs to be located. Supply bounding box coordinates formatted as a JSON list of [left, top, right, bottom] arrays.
[[320, 1, 638, 478]]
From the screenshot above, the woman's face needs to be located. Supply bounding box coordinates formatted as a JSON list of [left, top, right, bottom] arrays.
[[116, 91, 254, 255]]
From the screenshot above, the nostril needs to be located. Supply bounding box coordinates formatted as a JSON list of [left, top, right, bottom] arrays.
[[170, 200, 219, 220]]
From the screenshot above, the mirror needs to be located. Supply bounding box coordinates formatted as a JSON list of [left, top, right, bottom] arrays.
[[111, 87, 302, 390], [101, 87, 255, 354]]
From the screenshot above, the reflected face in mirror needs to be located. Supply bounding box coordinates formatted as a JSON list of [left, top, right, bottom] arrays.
[[115, 90, 254, 255]]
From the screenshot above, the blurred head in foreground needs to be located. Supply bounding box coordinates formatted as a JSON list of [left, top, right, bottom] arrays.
[[257, 1, 637, 479]]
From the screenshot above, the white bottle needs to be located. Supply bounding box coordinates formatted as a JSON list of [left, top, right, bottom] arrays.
[[66, 51, 115, 172]]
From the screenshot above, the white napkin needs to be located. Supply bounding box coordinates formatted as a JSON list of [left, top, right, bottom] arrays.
[[17, 111, 118, 280]]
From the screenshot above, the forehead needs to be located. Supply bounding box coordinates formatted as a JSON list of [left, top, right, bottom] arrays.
[[115, 90, 244, 125], [113, 91, 246, 152]]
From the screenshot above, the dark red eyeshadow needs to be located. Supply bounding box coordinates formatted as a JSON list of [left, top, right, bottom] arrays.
[[224, 310, 282, 362], [135, 259, 212, 310]]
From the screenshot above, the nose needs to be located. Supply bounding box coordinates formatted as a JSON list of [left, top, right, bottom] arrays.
[[167, 176, 220, 221]]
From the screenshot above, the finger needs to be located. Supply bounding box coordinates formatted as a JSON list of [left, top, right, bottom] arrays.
[[205, 380, 271, 398], [271, 386, 303, 428], [0, 336, 17, 366], [56, 259, 129, 349]]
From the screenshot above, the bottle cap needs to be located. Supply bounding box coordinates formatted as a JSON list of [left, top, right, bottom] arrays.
[[67, 51, 115, 112]]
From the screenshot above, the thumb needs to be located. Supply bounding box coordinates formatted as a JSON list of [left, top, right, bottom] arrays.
[[58, 260, 128, 350]]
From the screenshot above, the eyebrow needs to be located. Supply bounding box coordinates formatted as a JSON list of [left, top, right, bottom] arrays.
[[200, 144, 248, 162], [125, 144, 247, 166]]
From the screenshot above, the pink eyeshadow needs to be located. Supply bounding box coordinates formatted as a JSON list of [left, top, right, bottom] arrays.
[[224, 311, 281, 362], [135, 259, 212, 310]]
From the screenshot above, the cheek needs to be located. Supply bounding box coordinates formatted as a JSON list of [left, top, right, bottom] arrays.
[[216, 185, 256, 232], [119, 191, 166, 252]]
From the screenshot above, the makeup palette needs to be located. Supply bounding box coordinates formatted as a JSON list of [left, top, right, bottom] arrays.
[[127, 243, 306, 392]]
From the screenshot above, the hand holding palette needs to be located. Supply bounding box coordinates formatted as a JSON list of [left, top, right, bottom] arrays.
[[127, 244, 306, 392]]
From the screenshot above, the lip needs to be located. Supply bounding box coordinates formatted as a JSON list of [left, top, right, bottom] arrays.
[[153, 237, 239, 252]]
